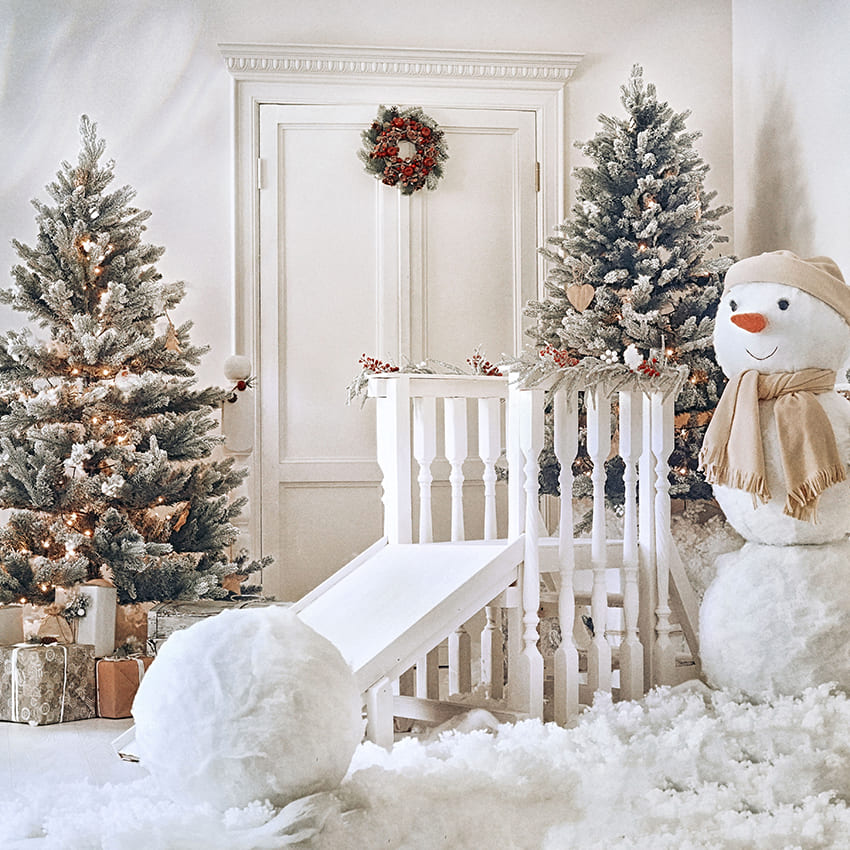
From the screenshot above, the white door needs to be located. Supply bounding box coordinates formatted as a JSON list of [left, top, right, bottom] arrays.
[[258, 102, 538, 601]]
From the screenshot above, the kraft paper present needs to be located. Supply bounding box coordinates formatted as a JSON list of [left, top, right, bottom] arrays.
[[0, 605, 24, 645], [0, 643, 96, 725], [96, 656, 153, 718]]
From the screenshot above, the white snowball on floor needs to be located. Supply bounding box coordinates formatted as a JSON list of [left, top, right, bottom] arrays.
[[132, 606, 364, 810], [700, 539, 850, 697]]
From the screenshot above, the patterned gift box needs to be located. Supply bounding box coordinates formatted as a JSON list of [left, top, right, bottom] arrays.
[[0, 643, 96, 725], [96, 656, 153, 718], [147, 598, 289, 655]]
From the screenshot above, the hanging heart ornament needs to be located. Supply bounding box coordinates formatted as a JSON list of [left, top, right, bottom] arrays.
[[567, 283, 595, 312]]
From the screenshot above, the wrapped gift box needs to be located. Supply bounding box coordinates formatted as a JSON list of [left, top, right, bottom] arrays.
[[96, 656, 153, 718], [0, 643, 96, 725], [0, 605, 24, 645], [147, 598, 289, 655]]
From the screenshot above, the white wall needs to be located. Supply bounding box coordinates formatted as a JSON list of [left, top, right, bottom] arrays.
[[0, 0, 734, 391], [732, 0, 850, 276]]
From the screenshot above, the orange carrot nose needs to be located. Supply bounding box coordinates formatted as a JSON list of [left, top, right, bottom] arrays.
[[730, 312, 767, 333]]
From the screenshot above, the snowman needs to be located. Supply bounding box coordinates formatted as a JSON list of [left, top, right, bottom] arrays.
[[698, 251, 850, 697]]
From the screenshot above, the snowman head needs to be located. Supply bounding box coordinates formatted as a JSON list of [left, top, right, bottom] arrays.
[[715, 251, 850, 378]]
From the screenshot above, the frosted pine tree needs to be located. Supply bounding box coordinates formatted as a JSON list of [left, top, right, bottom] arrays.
[[0, 116, 265, 605], [525, 65, 732, 500]]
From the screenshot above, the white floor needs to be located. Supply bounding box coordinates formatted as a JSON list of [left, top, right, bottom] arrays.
[[0, 717, 146, 796]]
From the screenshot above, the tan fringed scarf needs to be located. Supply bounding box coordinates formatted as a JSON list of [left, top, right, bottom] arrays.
[[699, 368, 846, 522]]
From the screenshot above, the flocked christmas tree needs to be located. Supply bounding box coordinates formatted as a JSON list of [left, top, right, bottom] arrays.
[[524, 65, 732, 501], [0, 116, 267, 606]]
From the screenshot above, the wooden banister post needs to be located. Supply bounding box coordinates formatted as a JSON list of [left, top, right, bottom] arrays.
[[444, 397, 468, 543], [618, 390, 644, 701], [507, 375, 525, 540], [638, 391, 658, 691], [553, 388, 579, 724], [586, 385, 612, 695], [373, 375, 413, 544], [413, 396, 437, 544], [651, 391, 676, 686], [514, 386, 544, 718]]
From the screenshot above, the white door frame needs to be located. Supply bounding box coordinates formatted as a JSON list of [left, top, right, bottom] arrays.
[[220, 43, 583, 563]]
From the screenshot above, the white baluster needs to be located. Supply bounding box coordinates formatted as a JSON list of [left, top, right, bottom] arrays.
[[365, 677, 394, 749], [514, 387, 544, 718], [553, 388, 579, 724], [413, 396, 437, 543], [444, 396, 470, 692], [638, 391, 657, 691], [449, 628, 472, 695], [618, 390, 644, 701], [586, 385, 612, 695], [480, 601, 504, 699], [373, 375, 413, 544], [479, 395, 504, 698], [651, 391, 676, 686], [443, 397, 467, 542], [416, 648, 440, 699], [478, 397, 501, 540]]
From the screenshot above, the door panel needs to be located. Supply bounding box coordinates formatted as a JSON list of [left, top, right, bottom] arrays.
[[259, 103, 537, 601]]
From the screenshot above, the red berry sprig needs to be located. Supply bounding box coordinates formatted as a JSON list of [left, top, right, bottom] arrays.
[[637, 357, 661, 377], [539, 344, 580, 369], [358, 354, 399, 374], [466, 351, 501, 377]]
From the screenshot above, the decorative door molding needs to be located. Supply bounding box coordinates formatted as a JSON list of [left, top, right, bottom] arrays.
[[221, 44, 583, 583]]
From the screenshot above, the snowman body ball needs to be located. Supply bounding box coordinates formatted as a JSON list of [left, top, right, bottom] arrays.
[[699, 252, 850, 696]]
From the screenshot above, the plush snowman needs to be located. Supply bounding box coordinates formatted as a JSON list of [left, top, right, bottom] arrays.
[[701, 251, 850, 544], [698, 251, 850, 696]]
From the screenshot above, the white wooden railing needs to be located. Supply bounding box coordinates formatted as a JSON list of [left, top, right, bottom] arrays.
[[367, 371, 700, 725]]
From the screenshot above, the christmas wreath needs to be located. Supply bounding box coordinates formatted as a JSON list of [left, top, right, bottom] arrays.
[[358, 105, 448, 195]]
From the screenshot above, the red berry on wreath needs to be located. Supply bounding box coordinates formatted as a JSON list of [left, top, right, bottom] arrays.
[[236, 380, 247, 391]]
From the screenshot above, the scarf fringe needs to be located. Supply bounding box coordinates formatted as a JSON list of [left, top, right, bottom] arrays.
[[700, 460, 771, 505], [783, 465, 848, 522]]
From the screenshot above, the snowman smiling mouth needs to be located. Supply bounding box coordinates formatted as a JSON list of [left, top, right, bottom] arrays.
[[746, 346, 778, 361]]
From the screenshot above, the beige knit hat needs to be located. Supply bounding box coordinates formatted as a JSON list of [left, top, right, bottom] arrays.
[[723, 250, 850, 326]]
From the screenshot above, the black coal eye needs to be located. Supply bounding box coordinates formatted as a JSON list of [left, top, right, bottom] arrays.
[[778, 298, 790, 310], [729, 299, 738, 311]]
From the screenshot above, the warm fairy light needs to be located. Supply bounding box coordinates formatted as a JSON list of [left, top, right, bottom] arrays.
[[41, 540, 49, 548], [79, 238, 96, 254], [19, 597, 26, 605], [157, 496, 165, 503], [71, 368, 79, 375], [84, 530, 93, 538], [94, 266, 103, 276], [665, 348, 675, 357], [102, 369, 110, 376], [91, 417, 99, 424], [40, 583, 49, 592], [637, 242, 648, 253]]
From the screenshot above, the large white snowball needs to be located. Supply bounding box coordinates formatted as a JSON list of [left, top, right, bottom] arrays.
[[700, 540, 850, 697], [132, 606, 364, 810]]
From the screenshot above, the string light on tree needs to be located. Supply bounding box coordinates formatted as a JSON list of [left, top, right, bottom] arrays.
[[525, 64, 732, 503], [0, 115, 270, 606]]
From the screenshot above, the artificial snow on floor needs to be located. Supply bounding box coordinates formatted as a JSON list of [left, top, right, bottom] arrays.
[[2, 681, 850, 849]]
